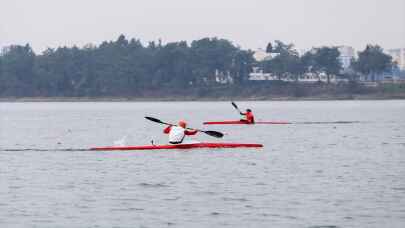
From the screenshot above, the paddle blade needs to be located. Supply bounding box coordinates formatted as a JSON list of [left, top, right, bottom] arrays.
[[145, 116, 164, 124], [231, 101, 242, 114], [202, 130, 224, 138], [231, 101, 239, 110]]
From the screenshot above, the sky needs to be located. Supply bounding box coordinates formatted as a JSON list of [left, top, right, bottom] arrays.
[[1, 0, 404, 53]]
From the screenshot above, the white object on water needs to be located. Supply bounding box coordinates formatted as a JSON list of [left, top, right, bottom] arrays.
[[113, 136, 127, 146]]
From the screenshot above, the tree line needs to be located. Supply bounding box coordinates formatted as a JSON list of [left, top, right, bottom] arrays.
[[0, 35, 397, 97], [261, 41, 395, 83]]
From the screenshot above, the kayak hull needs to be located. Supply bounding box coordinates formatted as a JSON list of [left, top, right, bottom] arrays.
[[91, 142, 263, 151], [203, 120, 291, 125]]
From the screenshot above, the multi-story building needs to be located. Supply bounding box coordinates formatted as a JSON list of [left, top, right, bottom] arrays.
[[386, 48, 405, 70], [338, 46, 356, 70]]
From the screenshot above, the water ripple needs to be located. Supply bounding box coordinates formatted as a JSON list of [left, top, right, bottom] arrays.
[[138, 183, 169, 188]]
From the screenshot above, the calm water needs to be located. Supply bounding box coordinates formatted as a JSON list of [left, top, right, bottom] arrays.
[[1, 101, 404, 228]]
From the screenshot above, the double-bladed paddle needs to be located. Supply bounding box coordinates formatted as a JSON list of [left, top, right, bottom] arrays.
[[231, 101, 243, 114], [145, 116, 224, 138]]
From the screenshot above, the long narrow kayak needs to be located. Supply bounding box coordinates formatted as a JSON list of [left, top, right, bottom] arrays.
[[91, 142, 263, 151], [204, 120, 361, 125], [203, 120, 291, 125]]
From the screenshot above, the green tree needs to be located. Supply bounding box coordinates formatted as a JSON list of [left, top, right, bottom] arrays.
[[266, 42, 273, 53], [231, 50, 255, 84], [352, 44, 393, 81], [302, 47, 341, 83], [0, 44, 36, 96], [262, 40, 302, 80], [190, 37, 238, 85], [272, 40, 298, 56], [153, 41, 192, 87]]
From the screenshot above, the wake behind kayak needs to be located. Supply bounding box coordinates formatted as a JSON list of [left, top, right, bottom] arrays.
[[203, 120, 291, 125]]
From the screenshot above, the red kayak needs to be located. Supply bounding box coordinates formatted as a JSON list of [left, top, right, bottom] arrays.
[[203, 120, 291, 125], [91, 142, 263, 151]]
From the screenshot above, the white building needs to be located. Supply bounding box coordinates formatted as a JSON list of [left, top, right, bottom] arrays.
[[338, 46, 356, 70], [386, 48, 405, 70], [248, 47, 351, 83], [249, 68, 346, 83], [215, 69, 233, 84], [249, 67, 277, 80], [252, 48, 280, 62], [297, 49, 308, 57], [249, 49, 280, 81], [253, 48, 272, 62]]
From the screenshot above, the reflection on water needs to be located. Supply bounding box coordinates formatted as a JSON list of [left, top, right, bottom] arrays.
[[1, 100, 405, 228]]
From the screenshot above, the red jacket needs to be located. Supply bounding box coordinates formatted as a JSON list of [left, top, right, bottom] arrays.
[[163, 126, 198, 135], [241, 111, 255, 123]]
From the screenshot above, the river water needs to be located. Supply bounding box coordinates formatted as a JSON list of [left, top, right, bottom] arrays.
[[1, 100, 404, 228]]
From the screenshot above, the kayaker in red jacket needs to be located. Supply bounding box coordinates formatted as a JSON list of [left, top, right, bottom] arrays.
[[163, 120, 198, 144], [240, 109, 255, 124]]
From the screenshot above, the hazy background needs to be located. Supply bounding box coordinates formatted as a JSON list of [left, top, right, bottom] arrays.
[[1, 0, 404, 53]]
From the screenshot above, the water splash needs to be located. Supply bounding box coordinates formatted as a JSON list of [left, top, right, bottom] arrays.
[[113, 136, 127, 146]]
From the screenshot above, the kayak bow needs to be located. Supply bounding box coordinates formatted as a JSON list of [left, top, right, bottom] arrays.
[[91, 142, 263, 151], [203, 120, 291, 125]]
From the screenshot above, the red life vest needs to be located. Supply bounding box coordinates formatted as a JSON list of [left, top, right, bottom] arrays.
[[245, 112, 255, 123], [241, 111, 254, 123]]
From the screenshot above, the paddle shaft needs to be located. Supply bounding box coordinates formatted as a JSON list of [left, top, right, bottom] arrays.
[[145, 116, 223, 138], [147, 117, 199, 131], [232, 101, 243, 114]]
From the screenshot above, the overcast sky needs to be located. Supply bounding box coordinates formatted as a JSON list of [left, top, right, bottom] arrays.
[[1, 0, 404, 53]]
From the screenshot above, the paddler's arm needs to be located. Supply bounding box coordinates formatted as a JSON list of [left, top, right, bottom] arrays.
[[163, 126, 172, 134], [185, 129, 198, 135]]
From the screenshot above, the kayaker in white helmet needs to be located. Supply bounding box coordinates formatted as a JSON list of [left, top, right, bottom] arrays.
[[163, 120, 198, 144]]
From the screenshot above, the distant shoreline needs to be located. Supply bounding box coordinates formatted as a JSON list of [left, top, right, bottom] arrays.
[[1, 94, 405, 102]]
